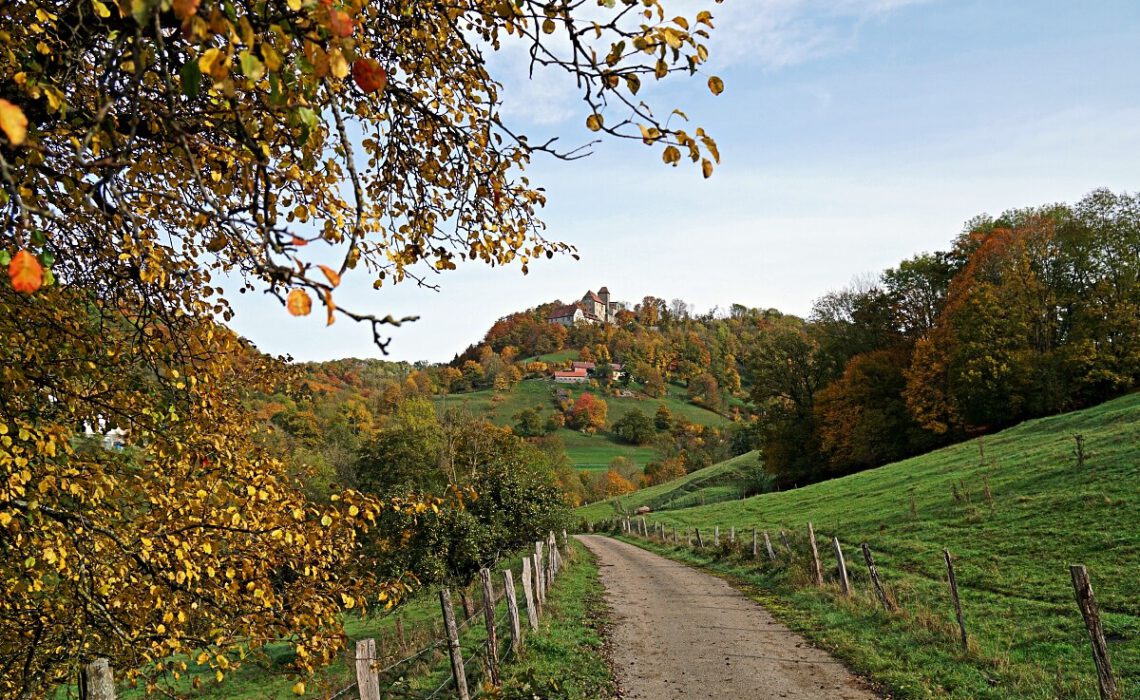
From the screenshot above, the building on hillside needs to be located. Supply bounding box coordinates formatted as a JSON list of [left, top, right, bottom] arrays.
[[546, 286, 621, 326], [553, 367, 589, 383]]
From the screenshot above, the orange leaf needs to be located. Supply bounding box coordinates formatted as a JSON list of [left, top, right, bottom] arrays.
[[352, 59, 387, 94], [324, 290, 336, 326], [0, 99, 28, 146], [327, 8, 354, 38], [291, 236, 308, 247], [317, 264, 341, 288], [286, 289, 312, 316], [173, 0, 200, 20], [8, 249, 43, 294]]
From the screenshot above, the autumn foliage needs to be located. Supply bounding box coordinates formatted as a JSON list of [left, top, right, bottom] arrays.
[[0, 0, 725, 692]]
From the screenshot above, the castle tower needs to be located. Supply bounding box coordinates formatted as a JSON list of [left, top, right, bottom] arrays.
[[598, 286, 611, 322]]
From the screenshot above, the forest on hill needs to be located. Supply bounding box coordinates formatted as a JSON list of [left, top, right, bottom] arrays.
[[266, 188, 1139, 504]]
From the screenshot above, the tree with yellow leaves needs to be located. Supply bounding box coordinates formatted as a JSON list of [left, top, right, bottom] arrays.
[[0, 0, 722, 694]]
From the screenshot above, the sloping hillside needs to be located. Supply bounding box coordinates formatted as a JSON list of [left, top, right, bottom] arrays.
[[435, 378, 730, 471], [583, 392, 1140, 699], [575, 450, 766, 519]]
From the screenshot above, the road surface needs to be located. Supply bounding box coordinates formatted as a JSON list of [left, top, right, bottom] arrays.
[[578, 535, 878, 700]]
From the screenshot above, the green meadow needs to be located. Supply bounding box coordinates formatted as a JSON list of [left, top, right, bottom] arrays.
[[580, 392, 1140, 699]]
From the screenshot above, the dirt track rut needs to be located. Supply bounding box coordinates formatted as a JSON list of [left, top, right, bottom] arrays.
[[578, 535, 878, 700]]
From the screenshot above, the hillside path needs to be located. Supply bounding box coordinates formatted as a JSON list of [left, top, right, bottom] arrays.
[[577, 535, 878, 700]]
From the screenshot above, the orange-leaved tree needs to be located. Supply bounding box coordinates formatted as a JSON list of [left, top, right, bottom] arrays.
[[0, 0, 722, 693]]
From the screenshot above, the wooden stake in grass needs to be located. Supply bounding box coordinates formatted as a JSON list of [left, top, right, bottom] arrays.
[[714, 525, 720, 546], [943, 550, 968, 650], [479, 568, 501, 687], [521, 556, 539, 630], [695, 527, 705, 548], [534, 541, 545, 608], [1070, 565, 1120, 700], [80, 659, 114, 700], [395, 616, 406, 651], [752, 528, 758, 558], [1073, 434, 1088, 471], [861, 543, 893, 611], [807, 523, 824, 586], [355, 639, 381, 700], [831, 537, 851, 596], [439, 589, 470, 700], [779, 530, 792, 553], [503, 569, 522, 654], [730, 526, 736, 545], [764, 531, 777, 561]]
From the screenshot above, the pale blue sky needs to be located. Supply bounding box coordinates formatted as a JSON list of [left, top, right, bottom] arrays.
[[230, 1, 1140, 363]]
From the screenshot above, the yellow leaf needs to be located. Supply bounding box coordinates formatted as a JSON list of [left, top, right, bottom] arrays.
[[0, 512, 11, 527], [320, 514, 332, 527], [701, 158, 713, 179], [199, 48, 225, 79], [291, 681, 306, 695], [662, 145, 681, 165], [348, 505, 359, 517], [286, 289, 311, 316], [328, 50, 349, 80], [0, 99, 28, 146], [707, 76, 724, 96], [585, 113, 603, 132]]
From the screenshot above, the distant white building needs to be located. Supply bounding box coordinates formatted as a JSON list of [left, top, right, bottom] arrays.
[[553, 368, 589, 383]]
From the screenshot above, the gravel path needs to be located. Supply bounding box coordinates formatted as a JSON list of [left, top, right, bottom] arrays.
[[578, 535, 878, 700]]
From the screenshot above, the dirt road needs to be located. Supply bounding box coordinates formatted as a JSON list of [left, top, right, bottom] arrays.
[[578, 535, 878, 700]]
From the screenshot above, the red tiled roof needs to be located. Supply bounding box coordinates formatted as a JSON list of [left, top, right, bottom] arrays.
[[583, 290, 602, 303], [572, 361, 596, 370], [547, 304, 580, 320], [554, 368, 588, 378]]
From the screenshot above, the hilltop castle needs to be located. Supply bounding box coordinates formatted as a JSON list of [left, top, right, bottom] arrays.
[[547, 287, 619, 326]]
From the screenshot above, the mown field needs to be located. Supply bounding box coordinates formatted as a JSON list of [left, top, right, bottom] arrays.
[[435, 378, 729, 471], [580, 392, 1140, 699]]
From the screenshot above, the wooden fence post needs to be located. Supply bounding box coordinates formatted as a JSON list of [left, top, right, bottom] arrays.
[[503, 569, 522, 654], [943, 550, 968, 650], [479, 568, 501, 687], [534, 541, 545, 608], [395, 616, 406, 651], [439, 589, 471, 700], [80, 658, 115, 700], [779, 530, 792, 553], [694, 527, 704, 548], [807, 523, 823, 586], [752, 528, 758, 558], [503, 570, 524, 656], [861, 543, 892, 611], [687, 527, 692, 546], [521, 557, 539, 630], [831, 537, 851, 596], [730, 526, 735, 545], [1070, 565, 1120, 700], [673, 525, 678, 544], [460, 589, 474, 621], [355, 639, 382, 700], [713, 525, 719, 546], [763, 531, 776, 561]]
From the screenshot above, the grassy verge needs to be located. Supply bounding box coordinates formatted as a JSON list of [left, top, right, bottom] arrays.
[[499, 540, 617, 699]]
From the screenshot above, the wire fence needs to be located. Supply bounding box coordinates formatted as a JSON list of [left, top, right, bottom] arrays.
[[73, 530, 572, 700]]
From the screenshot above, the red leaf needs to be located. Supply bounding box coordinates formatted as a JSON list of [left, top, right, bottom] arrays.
[[327, 8, 354, 38], [352, 59, 387, 94]]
